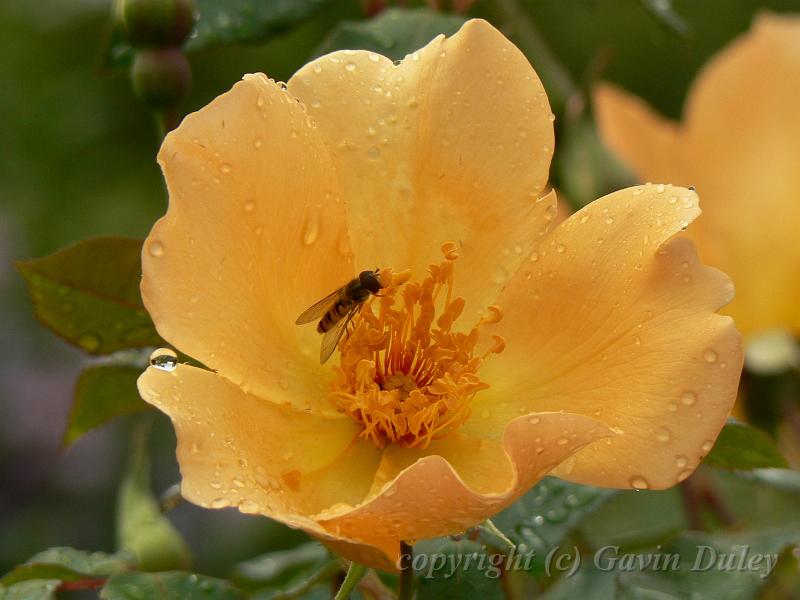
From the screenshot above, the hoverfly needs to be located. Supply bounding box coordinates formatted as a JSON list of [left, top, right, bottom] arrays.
[[295, 270, 384, 364]]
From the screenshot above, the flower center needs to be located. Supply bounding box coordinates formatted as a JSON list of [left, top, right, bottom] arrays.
[[329, 242, 505, 449]]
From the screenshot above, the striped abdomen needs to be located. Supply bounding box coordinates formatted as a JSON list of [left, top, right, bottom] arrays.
[[317, 297, 353, 333]]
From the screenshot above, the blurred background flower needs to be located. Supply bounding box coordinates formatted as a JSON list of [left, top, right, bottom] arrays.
[[2, 0, 800, 595]]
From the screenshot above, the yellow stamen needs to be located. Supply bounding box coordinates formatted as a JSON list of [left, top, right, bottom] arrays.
[[329, 243, 503, 449]]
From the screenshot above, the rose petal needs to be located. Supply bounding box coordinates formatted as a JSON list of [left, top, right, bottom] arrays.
[[471, 185, 742, 489], [137, 363, 381, 516], [287, 19, 557, 316], [145, 75, 354, 412], [316, 412, 611, 568], [595, 14, 800, 336]]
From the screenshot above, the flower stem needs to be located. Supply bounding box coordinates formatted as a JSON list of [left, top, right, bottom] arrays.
[[334, 562, 368, 600], [398, 541, 414, 600]]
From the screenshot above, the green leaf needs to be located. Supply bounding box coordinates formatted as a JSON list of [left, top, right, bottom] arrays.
[[188, 0, 332, 51], [17, 237, 161, 355], [105, 0, 333, 67], [416, 540, 504, 600], [234, 542, 329, 585], [64, 364, 152, 448], [313, 8, 467, 62], [1, 547, 132, 586], [540, 562, 616, 599], [0, 580, 60, 600], [101, 572, 245, 599], [117, 425, 191, 572], [492, 478, 617, 576], [617, 528, 799, 599], [704, 420, 788, 470]]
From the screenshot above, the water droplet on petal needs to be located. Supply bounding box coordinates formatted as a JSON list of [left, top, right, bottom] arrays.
[[656, 427, 671, 443], [556, 437, 569, 446], [243, 201, 255, 212], [367, 146, 381, 159], [703, 349, 718, 363], [630, 476, 649, 490], [677, 469, 692, 482], [301, 212, 320, 246], [148, 241, 164, 257], [210, 497, 230, 509], [528, 416, 541, 425], [239, 499, 260, 513], [556, 243, 566, 253], [150, 348, 178, 372], [701, 439, 714, 453], [220, 163, 232, 174], [680, 390, 697, 406], [253, 137, 263, 148], [675, 455, 689, 468]]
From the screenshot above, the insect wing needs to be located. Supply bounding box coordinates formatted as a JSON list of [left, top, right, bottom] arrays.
[[295, 289, 341, 325], [319, 303, 359, 364]]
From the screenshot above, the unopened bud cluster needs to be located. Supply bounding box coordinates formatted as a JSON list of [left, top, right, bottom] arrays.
[[117, 0, 195, 109]]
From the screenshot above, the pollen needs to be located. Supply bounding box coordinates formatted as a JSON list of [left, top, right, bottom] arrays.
[[329, 244, 505, 449]]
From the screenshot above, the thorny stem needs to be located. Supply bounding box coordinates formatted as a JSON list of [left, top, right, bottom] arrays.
[[58, 578, 106, 591], [398, 541, 414, 600]]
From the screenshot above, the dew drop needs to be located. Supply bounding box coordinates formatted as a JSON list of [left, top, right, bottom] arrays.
[[556, 243, 566, 254], [703, 349, 718, 363], [367, 146, 381, 159], [528, 416, 541, 425], [232, 477, 245, 488], [544, 204, 558, 221], [556, 437, 569, 446], [701, 440, 714, 453], [210, 497, 230, 509], [243, 201, 255, 212], [656, 184, 666, 193], [345, 62, 356, 72], [150, 348, 178, 372], [630, 476, 649, 490], [656, 427, 671, 443], [220, 163, 232, 174], [579, 214, 590, 224], [680, 390, 697, 406], [78, 333, 101, 352], [677, 469, 692, 483], [632, 188, 644, 196], [313, 65, 322, 74], [301, 213, 320, 246], [253, 137, 263, 149], [148, 241, 164, 257], [675, 455, 689, 469], [239, 499, 260, 513]]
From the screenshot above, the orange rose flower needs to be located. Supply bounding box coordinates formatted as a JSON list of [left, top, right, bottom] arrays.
[[595, 13, 800, 345], [138, 19, 741, 571]]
